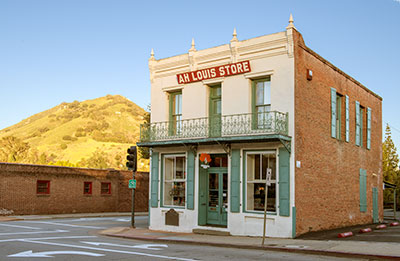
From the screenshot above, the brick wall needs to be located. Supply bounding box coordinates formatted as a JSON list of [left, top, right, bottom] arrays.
[[0, 163, 148, 215], [293, 30, 383, 235]]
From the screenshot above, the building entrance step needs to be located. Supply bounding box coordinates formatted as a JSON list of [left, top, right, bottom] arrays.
[[192, 228, 230, 236]]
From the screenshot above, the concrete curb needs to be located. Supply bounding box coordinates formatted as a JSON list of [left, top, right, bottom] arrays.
[[100, 231, 400, 260]]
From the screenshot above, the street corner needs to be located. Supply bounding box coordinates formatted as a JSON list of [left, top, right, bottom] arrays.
[[99, 227, 131, 236], [0, 216, 22, 222]]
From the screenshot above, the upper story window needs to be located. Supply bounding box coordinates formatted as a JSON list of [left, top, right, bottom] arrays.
[[355, 101, 371, 149], [331, 88, 349, 142], [169, 91, 182, 135], [253, 78, 271, 129]]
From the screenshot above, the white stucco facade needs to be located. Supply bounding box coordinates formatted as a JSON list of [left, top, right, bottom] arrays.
[[144, 24, 297, 238]]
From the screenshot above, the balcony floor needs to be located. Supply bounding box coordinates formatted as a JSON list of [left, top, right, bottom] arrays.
[[137, 133, 291, 148]]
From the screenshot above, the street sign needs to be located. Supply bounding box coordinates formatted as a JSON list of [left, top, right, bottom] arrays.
[[266, 168, 272, 186], [129, 179, 136, 189]]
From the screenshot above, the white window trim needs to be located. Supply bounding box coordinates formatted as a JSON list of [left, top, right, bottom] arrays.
[[244, 150, 278, 213], [162, 153, 187, 208]]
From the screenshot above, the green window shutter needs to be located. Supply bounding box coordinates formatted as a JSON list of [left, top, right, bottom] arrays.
[[150, 152, 159, 208], [359, 169, 367, 212], [355, 101, 360, 146], [186, 150, 195, 210], [367, 108, 371, 150], [230, 149, 241, 213], [331, 88, 337, 138], [198, 166, 207, 225], [345, 95, 350, 142], [279, 147, 290, 216], [372, 187, 379, 223]]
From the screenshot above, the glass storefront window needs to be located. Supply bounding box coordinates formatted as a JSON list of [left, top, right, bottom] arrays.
[[246, 151, 276, 212], [163, 155, 186, 207]]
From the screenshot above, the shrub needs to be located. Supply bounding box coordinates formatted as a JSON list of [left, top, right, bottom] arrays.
[[60, 143, 67, 150], [62, 135, 72, 141]]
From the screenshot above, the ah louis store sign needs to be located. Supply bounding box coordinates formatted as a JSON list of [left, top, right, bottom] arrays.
[[176, 60, 251, 84]]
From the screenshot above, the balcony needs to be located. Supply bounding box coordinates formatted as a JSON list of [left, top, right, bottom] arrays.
[[138, 111, 289, 147]]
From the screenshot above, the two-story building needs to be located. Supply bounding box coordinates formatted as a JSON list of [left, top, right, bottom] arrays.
[[138, 15, 383, 238]]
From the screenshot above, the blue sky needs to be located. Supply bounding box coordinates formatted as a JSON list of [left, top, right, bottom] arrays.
[[1, 0, 399, 147]]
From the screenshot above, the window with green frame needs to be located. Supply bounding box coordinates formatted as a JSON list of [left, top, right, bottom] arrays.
[[169, 91, 182, 136], [252, 78, 271, 129], [335, 94, 342, 140], [162, 154, 186, 207], [244, 151, 277, 212]]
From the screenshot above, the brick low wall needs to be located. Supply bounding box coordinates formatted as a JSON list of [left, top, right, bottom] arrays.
[[0, 163, 148, 215]]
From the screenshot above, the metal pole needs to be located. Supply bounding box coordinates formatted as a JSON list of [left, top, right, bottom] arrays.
[[131, 170, 135, 228], [394, 189, 397, 221], [261, 185, 268, 245]]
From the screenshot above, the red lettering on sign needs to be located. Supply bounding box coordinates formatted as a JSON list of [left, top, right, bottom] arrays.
[[176, 61, 251, 84]]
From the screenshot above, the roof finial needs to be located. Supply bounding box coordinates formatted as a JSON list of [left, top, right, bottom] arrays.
[[231, 28, 238, 42], [286, 13, 296, 29], [189, 38, 196, 51], [149, 48, 155, 61]]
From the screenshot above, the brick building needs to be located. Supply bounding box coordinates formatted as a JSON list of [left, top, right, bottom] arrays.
[[138, 15, 382, 237], [0, 163, 148, 215]]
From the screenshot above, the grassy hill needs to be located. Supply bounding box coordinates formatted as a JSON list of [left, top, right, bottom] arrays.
[[0, 95, 149, 171]]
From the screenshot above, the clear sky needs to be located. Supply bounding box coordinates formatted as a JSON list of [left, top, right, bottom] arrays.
[[1, 0, 399, 147]]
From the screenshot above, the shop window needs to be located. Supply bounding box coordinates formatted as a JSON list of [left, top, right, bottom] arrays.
[[245, 152, 276, 212], [169, 91, 182, 136], [84, 182, 92, 195], [37, 180, 50, 194], [208, 154, 228, 168], [163, 155, 186, 207], [101, 182, 111, 195], [252, 78, 271, 129]]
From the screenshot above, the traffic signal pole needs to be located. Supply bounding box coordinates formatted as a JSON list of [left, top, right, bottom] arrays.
[[127, 146, 137, 228], [131, 169, 135, 228]]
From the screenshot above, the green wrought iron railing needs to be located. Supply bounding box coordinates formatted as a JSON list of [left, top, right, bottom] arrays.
[[139, 111, 288, 142]]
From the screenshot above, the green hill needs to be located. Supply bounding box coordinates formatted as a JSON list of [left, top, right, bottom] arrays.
[[0, 95, 149, 171]]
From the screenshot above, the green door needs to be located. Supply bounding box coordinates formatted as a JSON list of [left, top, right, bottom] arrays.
[[207, 168, 227, 226], [373, 187, 379, 223], [209, 85, 221, 137]]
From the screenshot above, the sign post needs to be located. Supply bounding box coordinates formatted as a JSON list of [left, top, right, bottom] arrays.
[[262, 168, 272, 246]]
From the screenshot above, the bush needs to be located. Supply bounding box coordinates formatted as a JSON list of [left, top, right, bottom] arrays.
[[60, 143, 67, 150], [62, 135, 72, 141]]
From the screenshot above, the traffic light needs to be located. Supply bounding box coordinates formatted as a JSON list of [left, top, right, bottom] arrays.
[[126, 146, 137, 171]]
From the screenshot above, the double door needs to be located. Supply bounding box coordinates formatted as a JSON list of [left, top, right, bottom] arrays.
[[206, 168, 227, 226]]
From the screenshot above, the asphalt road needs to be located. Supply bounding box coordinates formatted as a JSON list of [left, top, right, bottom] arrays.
[[0, 215, 366, 260]]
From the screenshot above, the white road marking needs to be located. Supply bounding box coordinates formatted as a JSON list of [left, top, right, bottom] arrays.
[[115, 218, 130, 222], [0, 235, 97, 243], [23, 240, 196, 261], [67, 216, 146, 222], [69, 218, 116, 222], [21, 221, 106, 229], [0, 224, 40, 230], [0, 229, 69, 236], [81, 241, 168, 250], [8, 250, 104, 257]]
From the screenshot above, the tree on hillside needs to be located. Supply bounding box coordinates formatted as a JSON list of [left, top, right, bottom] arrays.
[[85, 149, 110, 169], [382, 124, 400, 203], [138, 105, 150, 159], [0, 136, 31, 163]]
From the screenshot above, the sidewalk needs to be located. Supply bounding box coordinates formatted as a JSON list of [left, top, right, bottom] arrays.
[[0, 212, 147, 222], [100, 227, 400, 259]]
